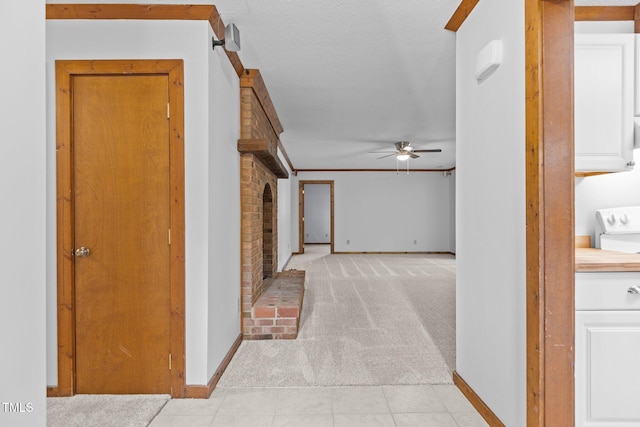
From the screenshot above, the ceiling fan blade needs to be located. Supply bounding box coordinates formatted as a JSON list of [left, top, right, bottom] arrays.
[[412, 149, 442, 153], [409, 152, 419, 159], [376, 153, 397, 159]]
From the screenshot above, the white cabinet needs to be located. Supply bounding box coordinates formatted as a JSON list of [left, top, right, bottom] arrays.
[[575, 272, 640, 426], [575, 34, 635, 173], [635, 34, 640, 116]]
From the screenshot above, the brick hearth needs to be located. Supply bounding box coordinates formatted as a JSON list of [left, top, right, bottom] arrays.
[[244, 270, 306, 340]]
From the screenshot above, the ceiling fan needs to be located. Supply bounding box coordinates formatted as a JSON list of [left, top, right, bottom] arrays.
[[371, 141, 442, 161]]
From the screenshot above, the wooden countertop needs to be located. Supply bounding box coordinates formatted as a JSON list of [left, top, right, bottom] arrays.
[[576, 248, 640, 272]]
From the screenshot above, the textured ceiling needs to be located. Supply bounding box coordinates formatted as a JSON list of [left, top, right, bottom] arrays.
[[46, 0, 629, 170], [212, 0, 461, 170]]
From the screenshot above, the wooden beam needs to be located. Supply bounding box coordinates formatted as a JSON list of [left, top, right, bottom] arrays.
[[445, 0, 479, 32], [46, 3, 215, 20], [574, 6, 634, 21], [277, 140, 295, 174], [207, 6, 244, 78], [525, 0, 575, 425]]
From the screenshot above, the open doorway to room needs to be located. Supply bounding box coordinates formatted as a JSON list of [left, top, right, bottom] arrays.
[[298, 180, 335, 254]]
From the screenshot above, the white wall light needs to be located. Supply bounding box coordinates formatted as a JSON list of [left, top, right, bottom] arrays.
[[475, 40, 502, 83]]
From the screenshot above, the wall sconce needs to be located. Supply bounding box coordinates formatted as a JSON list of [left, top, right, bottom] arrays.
[[212, 23, 241, 52]]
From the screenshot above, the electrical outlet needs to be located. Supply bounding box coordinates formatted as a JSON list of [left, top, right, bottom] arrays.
[[414, 240, 417, 244], [347, 239, 350, 244]]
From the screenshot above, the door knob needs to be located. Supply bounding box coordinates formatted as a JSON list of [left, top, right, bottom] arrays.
[[75, 247, 91, 258], [627, 285, 640, 295]]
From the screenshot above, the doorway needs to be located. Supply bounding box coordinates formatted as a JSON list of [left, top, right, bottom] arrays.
[[55, 60, 185, 397], [298, 181, 335, 254]]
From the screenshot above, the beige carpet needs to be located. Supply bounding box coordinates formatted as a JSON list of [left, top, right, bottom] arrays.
[[47, 394, 169, 427], [218, 248, 456, 387]]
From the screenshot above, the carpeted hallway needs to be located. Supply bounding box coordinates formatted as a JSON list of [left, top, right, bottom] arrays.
[[47, 248, 470, 426], [218, 246, 456, 387]]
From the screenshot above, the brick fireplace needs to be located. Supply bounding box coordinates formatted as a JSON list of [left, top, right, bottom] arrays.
[[237, 69, 293, 339], [239, 153, 280, 310]]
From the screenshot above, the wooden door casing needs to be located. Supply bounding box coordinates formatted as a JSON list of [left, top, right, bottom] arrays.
[[55, 60, 185, 397], [298, 181, 335, 254]]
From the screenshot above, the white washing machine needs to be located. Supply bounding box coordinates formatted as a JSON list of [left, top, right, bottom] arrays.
[[595, 206, 640, 253]]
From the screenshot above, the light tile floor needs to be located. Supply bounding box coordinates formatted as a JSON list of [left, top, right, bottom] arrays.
[[148, 385, 488, 427]]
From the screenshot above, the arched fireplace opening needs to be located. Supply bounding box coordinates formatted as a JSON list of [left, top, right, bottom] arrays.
[[262, 183, 274, 281]]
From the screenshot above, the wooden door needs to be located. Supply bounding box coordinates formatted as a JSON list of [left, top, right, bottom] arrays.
[[73, 74, 171, 394]]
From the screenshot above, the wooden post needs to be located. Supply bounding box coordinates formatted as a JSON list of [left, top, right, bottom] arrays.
[[525, 0, 575, 425]]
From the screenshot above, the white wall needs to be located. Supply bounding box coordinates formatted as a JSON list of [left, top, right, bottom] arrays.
[[303, 184, 331, 243], [207, 25, 242, 381], [456, 0, 526, 425], [0, 2, 47, 426], [574, 21, 640, 244], [449, 171, 456, 254], [46, 19, 240, 387], [277, 151, 293, 270], [292, 171, 452, 253]]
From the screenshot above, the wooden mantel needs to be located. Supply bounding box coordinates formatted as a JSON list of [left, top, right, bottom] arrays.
[[237, 138, 289, 178]]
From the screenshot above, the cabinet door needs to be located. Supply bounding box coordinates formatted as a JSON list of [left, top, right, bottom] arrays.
[[635, 34, 640, 117], [576, 311, 640, 426], [575, 34, 634, 172]]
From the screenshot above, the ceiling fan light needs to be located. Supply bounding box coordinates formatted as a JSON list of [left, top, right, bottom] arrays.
[[396, 153, 410, 161]]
